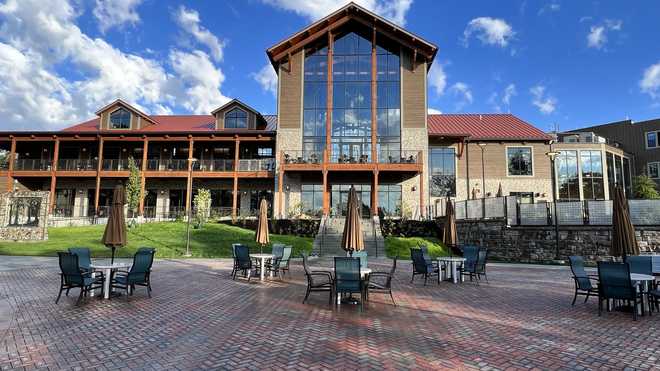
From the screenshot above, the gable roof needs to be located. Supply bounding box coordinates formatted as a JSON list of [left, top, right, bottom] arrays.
[[428, 114, 552, 141], [266, 2, 438, 69], [95, 98, 159, 126], [210, 98, 263, 117]]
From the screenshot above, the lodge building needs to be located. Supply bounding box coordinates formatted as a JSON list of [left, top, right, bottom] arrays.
[[0, 3, 641, 223]]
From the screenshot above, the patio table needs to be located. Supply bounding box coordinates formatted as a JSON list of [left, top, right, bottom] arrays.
[[438, 257, 466, 284], [90, 262, 130, 299], [250, 253, 274, 281], [631, 273, 656, 314]]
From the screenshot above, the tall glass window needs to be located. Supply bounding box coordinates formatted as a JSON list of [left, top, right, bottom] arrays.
[[429, 147, 456, 197], [614, 155, 624, 188], [376, 42, 401, 161], [580, 150, 604, 200], [507, 147, 533, 176], [303, 46, 328, 157], [225, 108, 248, 129], [556, 150, 579, 200], [606, 152, 615, 197], [110, 108, 131, 129], [331, 32, 372, 162], [378, 185, 402, 217], [622, 157, 632, 197], [301, 184, 323, 215]]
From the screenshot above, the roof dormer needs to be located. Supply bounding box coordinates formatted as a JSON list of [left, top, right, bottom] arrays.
[[95, 99, 157, 131], [211, 99, 268, 130]]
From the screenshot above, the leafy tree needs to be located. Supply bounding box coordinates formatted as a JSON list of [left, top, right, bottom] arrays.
[[125, 157, 143, 216], [193, 188, 212, 228], [633, 175, 660, 199], [0, 150, 7, 169]]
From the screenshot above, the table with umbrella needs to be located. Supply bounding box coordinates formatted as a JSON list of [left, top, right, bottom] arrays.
[[251, 198, 274, 281], [338, 186, 371, 304]]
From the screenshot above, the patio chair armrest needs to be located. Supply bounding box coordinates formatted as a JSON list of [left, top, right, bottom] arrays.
[[309, 271, 334, 280], [368, 272, 391, 278]]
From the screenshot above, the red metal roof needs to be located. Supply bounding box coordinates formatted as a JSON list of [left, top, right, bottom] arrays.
[[61, 114, 277, 133], [427, 114, 551, 141]]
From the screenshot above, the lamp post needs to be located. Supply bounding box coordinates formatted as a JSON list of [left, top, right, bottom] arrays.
[[185, 158, 198, 257], [546, 150, 560, 260], [477, 143, 487, 217]]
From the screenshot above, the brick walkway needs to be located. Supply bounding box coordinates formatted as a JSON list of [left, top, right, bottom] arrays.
[[0, 256, 658, 370]]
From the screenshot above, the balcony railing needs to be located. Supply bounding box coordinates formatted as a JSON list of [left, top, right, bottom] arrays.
[[0, 160, 8, 170], [283, 151, 323, 165], [14, 159, 52, 171], [238, 158, 275, 172], [193, 159, 234, 172], [102, 159, 141, 171], [378, 150, 419, 164], [146, 159, 188, 171], [330, 152, 371, 164], [57, 159, 98, 171]]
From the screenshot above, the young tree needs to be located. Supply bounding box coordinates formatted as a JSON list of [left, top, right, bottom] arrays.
[[193, 188, 212, 228], [0, 150, 7, 169], [125, 157, 143, 216], [633, 175, 660, 199]]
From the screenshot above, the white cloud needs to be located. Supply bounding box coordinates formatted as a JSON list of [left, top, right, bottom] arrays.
[[530, 85, 557, 114], [261, 0, 412, 26], [0, 0, 230, 130], [587, 19, 622, 50], [538, 2, 560, 15], [93, 0, 143, 33], [428, 62, 447, 96], [173, 5, 225, 62], [449, 82, 473, 110], [463, 17, 515, 48], [252, 63, 278, 96], [640, 61, 660, 99], [428, 108, 442, 114], [503, 83, 517, 106], [488, 83, 517, 112]]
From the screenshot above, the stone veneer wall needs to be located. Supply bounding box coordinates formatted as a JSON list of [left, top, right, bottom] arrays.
[[0, 191, 50, 241], [457, 219, 660, 263]]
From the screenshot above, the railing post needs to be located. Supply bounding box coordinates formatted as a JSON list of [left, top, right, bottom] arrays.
[[504, 196, 509, 225], [547, 202, 553, 226], [516, 200, 521, 226]]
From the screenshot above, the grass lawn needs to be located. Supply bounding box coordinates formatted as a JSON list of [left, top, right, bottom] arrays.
[[0, 222, 314, 259], [384, 236, 450, 259]]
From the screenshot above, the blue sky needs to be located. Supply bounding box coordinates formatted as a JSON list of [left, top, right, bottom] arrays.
[[0, 0, 659, 133]]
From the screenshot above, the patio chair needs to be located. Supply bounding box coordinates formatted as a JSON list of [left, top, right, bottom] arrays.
[[625, 255, 653, 275], [265, 244, 285, 278], [411, 248, 440, 285], [597, 261, 644, 321], [419, 244, 440, 271], [233, 245, 253, 281], [367, 257, 397, 305], [353, 251, 367, 268], [275, 246, 292, 277], [111, 249, 155, 300], [335, 257, 366, 311], [649, 288, 660, 314], [475, 248, 489, 283], [68, 247, 93, 274], [56, 252, 104, 305], [568, 256, 599, 306], [458, 245, 480, 282], [230, 243, 245, 278], [302, 253, 333, 305]]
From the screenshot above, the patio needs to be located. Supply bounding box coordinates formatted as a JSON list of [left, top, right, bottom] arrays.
[[0, 256, 658, 370]]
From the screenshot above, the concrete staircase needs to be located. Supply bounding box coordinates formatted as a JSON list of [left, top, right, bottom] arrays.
[[312, 216, 385, 257]]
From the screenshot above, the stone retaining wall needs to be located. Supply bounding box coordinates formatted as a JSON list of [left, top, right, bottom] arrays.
[[0, 191, 50, 241], [457, 219, 660, 263]]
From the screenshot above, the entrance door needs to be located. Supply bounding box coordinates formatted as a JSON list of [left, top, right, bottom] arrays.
[[331, 184, 371, 218]]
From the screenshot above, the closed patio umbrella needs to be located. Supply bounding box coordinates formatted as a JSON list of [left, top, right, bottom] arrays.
[[610, 185, 639, 258], [496, 183, 503, 198], [255, 198, 270, 254], [102, 184, 127, 264], [341, 185, 363, 257], [443, 197, 458, 255]]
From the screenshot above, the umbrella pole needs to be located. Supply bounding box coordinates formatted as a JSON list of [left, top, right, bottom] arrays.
[[111, 246, 115, 265]]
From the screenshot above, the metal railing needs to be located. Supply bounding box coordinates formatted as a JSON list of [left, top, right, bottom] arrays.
[[283, 151, 322, 165], [330, 152, 371, 164], [0, 160, 8, 170], [146, 159, 188, 171], [238, 158, 275, 171], [193, 159, 234, 172], [13, 159, 52, 171], [102, 159, 141, 171], [57, 159, 98, 171], [378, 150, 419, 164]]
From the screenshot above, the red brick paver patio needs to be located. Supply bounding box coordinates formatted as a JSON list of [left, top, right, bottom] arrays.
[[0, 257, 658, 370]]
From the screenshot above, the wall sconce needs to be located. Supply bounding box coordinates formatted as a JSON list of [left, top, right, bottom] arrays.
[[486, 192, 492, 197], [79, 189, 84, 194], [160, 190, 165, 194], [204, 148, 209, 152], [122, 148, 127, 152], [535, 193, 540, 197], [82, 148, 87, 152], [411, 186, 417, 192], [541, 193, 547, 197], [25, 152, 30, 156], [285, 185, 290, 192], [43, 148, 48, 152], [163, 148, 168, 152]]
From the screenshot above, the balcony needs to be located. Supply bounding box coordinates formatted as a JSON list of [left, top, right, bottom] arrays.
[[283, 151, 323, 165], [57, 159, 98, 171], [378, 150, 419, 164], [330, 152, 371, 164], [238, 158, 275, 172], [193, 159, 234, 172], [102, 159, 141, 171], [14, 159, 52, 171], [146, 159, 188, 171]]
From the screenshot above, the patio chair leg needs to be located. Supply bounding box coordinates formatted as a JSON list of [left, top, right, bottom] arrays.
[[55, 288, 64, 304], [76, 288, 84, 306], [65, 288, 70, 296], [584, 292, 590, 303], [598, 297, 602, 316], [424, 274, 428, 286], [411, 273, 414, 283], [389, 291, 396, 306], [303, 287, 310, 304]]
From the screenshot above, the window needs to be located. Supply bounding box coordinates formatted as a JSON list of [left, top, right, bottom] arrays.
[[507, 147, 533, 176], [580, 150, 604, 200], [257, 147, 273, 157], [301, 184, 323, 215], [225, 108, 248, 129], [647, 132, 658, 149], [376, 41, 401, 160], [429, 147, 456, 197], [606, 152, 615, 197], [378, 185, 402, 216], [109, 108, 131, 129], [556, 151, 580, 200], [303, 45, 328, 158], [509, 192, 534, 203], [648, 162, 660, 179]]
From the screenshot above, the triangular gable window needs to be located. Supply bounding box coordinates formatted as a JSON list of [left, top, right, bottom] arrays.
[[225, 108, 248, 129], [109, 108, 131, 129]]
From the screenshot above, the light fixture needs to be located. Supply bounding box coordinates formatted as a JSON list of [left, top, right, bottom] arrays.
[[82, 148, 87, 152], [545, 151, 560, 160], [122, 148, 127, 152], [285, 185, 290, 192], [411, 186, 417, 192], [43, 148, 48, 152]]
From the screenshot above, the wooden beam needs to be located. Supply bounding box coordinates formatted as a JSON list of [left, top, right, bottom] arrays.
[[7, 137, 16, 192], [139, 139, 148, 215], [94, 137, 104, 215], [372, 170, 378, 216], [419, 150, 424, 218], [351, 16, 435, 60], [232, 139, 240, 220], [184, 137, 194, 215], [322, 170, 329, 216], [272, 17, 351, 62], [277, 151, 284, 218], [49, 138, 60, 214]]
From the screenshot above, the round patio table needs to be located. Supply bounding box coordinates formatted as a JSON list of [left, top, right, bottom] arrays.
[[90, 262, 130, 299], [250, 253, 275, 281], [438, 257, 466, 284], [631, 273, 656, 314]]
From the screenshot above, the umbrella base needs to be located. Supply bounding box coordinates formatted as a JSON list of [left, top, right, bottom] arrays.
[[341, 294, 361, 305]]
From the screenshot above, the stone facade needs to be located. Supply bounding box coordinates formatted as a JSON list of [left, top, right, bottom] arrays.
[[0, 191, 49, 241], [457, 219, 660, 263]]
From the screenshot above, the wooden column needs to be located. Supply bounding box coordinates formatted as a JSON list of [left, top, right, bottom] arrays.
[[232, 139, 240, 220], [48, 137, 60, 213], [372, 170, 378, 216], [371, 26, 377, 163], [7, 136, 16, 192], [322, 170, 329, 216], [277, 151, 284, 218], [326, 31, 333, 158], [138, 139, 148, 215], [94, 137, 104, 215], [185, 137, 194, 215]]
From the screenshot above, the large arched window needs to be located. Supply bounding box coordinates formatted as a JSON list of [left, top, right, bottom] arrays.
[[109, 108, 131, 129], [225, 108, 248, 129]]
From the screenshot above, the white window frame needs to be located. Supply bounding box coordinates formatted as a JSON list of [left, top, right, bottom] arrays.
[[648, 162, 660, 179], [505, 146, 534, 177], [645, 131, 658, 149], [108, 108, 132, 130]]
